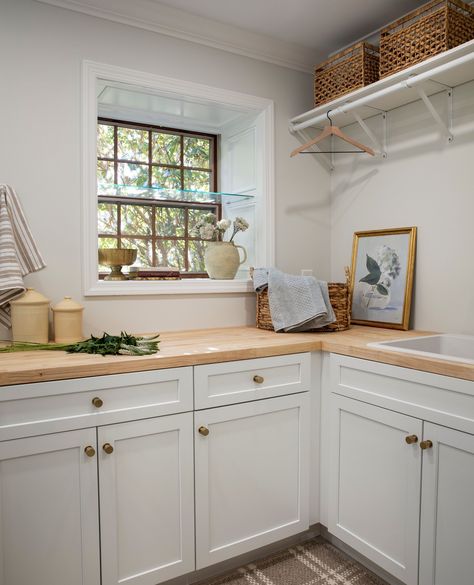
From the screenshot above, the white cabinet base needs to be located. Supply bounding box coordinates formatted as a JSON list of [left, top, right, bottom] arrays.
[[195, 393, 309, 569], [0, 355, 315, 585], [0, 429, 100, 585], [420, 423, 474, 585], [98, 413, 195, 585], [328, 395, 422, 585]]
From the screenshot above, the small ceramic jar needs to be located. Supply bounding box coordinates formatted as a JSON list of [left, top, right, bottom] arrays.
[[11, 288, 50, 343], [52, 296, 84, 343]]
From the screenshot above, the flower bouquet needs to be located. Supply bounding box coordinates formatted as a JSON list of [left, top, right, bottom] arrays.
[[192, 214, 249, 280]]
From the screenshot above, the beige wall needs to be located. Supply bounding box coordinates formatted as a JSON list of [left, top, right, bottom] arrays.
[[330, 81, 474, 333], [1, 0, 331, 336]]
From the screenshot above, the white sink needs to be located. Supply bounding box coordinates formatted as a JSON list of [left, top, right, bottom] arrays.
[[368, 334, 474, 365]]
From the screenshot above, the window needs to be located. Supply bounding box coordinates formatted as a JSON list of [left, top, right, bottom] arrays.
[[83, 62, 273, 296], [97, 119, 218, 275]]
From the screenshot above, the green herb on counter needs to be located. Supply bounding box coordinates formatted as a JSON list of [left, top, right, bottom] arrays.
[[0, 332, 160, 356]]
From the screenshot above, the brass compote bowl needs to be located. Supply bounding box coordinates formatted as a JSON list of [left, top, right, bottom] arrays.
[[98, 248, 137, 280]]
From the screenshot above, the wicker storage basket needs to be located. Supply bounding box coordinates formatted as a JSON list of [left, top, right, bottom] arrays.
[[314, 42, 380, 106], [254, 269, 352, 333], [380, 0, 474, 78]]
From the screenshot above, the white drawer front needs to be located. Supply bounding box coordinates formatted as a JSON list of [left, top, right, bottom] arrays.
[[0, 368, 193, 440], [330, 354, 474, 434], [194, 353, 311, 409]]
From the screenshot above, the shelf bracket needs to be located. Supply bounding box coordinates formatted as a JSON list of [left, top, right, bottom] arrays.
[[415, 87, 454, 143], [351, 111, 387, 159]]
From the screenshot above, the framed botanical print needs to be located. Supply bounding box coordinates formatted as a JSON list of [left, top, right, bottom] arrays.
[[350, 227, 417, 330]]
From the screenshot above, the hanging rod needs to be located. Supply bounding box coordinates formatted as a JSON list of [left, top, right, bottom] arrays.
[[290, 48, 474, 133]]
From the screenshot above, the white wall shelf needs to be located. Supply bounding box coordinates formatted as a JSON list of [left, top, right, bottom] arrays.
[[289, 40, 474, 164]]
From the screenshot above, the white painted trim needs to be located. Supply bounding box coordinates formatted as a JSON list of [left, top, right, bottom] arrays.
[[259, 102, 275, 269], [97, 103, 239, 135], [35, 0, 317, 73], [84, 278, 254, 297], [82, 60, 274, 296]]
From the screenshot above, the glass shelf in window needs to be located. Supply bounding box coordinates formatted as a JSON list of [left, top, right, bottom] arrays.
[[97, 183, 254, 205]]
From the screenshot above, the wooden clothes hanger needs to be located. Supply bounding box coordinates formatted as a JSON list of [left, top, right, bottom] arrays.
[[290, 110, 375, 157]]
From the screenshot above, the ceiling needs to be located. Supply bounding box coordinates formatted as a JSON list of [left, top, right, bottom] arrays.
[[153, 0, 426, 55]]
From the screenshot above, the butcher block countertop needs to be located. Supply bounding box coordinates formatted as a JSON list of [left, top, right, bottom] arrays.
[[1, 325, 473, 386]]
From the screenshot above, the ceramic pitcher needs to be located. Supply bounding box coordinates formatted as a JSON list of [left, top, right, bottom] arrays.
[[204, 241, 247, 280]]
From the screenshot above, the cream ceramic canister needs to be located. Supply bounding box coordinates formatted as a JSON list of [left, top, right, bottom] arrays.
[[11, 288, 50, 343], [52, 296, 84, 344]]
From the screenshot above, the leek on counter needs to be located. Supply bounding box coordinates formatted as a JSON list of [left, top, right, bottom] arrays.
[[0, 332, 160, 356]]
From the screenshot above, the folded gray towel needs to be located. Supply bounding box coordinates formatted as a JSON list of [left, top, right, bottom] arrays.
[[252, 267, 269, 293], [253, 268, 336, 332]]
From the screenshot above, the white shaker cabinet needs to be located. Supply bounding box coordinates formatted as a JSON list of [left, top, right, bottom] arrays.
[[328, 395, 422, 585], [195, 393, 310, 569], [98, 413, 195, 585], [419, 423, 474, 585], [0, 355, 313, 585], [0, 428, 100, 585], [327, 354, 474, 585]]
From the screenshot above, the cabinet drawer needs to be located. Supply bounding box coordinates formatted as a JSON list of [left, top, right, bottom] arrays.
[[0, 368, 193, 441], [194, 353, 311, 409], [330, 354, 474, 434]]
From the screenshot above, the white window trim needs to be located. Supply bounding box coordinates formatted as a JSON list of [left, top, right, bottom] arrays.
[[82, 60, 275, 296]]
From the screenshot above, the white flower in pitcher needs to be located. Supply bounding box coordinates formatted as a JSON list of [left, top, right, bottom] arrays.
[[229, 217, 249, 242], [234, 217, 249, 232], [217, 219, 231, 231], [199, 224, 216, 240]]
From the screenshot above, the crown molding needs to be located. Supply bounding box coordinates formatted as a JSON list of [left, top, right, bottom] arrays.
[[34, 0, 318, 73]]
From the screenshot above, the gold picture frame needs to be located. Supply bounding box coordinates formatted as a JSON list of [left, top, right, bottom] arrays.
[[350, 227, 417, 330]]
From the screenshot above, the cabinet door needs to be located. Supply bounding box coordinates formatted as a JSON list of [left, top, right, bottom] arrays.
[[195, 393, 309, 569], [420, 423, 474, 585], [328, 395, 422, 585], [99, 413, 194, 585], [0, 429, 100, 585]]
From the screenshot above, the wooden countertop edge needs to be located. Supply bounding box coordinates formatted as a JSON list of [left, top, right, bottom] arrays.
[[0, 341, 324, 386], [324, 344, 474, 381], [1, 326, 473, 385]]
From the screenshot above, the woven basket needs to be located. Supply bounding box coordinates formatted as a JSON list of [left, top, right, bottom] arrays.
[[314, 42, 380, 107], [380, 0, 474, 78], [254, 269, 352, 333]]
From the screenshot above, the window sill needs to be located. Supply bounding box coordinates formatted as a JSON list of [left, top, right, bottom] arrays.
[[84, 278, 254, 296]]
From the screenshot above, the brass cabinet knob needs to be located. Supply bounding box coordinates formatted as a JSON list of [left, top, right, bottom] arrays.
[[253, 375, 264, 384], [420, 440, 433, 450], [198, 426, 209, 436], [102, 443, 114, 454], [92, 397, 103, 408], [84, 445, 96, 458], [405, 435, 418, 445]]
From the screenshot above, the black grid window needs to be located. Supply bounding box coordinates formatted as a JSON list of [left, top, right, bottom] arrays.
[[97, 118, 219, 275]]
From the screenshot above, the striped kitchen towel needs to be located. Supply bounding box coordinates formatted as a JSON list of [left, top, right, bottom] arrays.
[[0, 185, 46, 327]]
